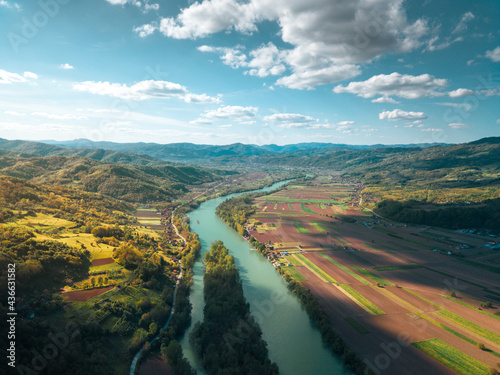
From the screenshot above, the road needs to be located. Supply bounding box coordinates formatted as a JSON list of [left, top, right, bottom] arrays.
[[129, 214, 186, 375]]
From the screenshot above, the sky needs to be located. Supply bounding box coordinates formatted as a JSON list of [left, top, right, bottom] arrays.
[[0, 0, 499, 146]]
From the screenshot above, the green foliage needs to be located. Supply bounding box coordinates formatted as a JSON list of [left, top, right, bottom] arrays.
[[190, 241, 279, 375], [412, 338, 490, 375]]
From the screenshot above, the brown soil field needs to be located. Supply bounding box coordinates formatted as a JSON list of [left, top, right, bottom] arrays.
[[138, 355, 171, 375], [91, 257, 115, 267], [247, 180, 500, 374], [299, 267, 370, 317], [63, 286, 115, 302], [303, 252, 361, 284]]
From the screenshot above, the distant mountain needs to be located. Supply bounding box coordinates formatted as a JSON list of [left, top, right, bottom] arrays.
[[39, 138, 447, 162], [41, 139, 269, 160], [0, 138, 181, 166]]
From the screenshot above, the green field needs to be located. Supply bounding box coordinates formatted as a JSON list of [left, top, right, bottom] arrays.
[[319, 254, 372, 285], [436, 309, 500, 345], [412, 338, 490, 375], [374, 265, 423, 271], [300, 203, 316, 214], [282, 266, 307, 281], [351, 266, 394, 286], [442, 296, 500, 322], [295, 254, 338, 283], [344, 317, 369, 333], [293, 221, 310, 234], [310, 222, 327, 233], [89, 262, 122, 275], [285, 255, 304, 267], [340, 284, 385, 315], [288, 203, 293, 211]]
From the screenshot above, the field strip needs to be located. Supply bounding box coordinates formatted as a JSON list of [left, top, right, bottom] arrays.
[[350, 265, 394, 286], [293, 254, 337, 283], [411, 338, 490, 375], [334, 285, 376, 315], [442, 296, 500, 321], [376, 288, 425, 314], [338, 284, 386, 315], [434, 309, 500, 346], [319, 253, 372, 285]]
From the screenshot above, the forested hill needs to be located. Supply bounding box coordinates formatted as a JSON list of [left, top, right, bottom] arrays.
[[0, 154, 221, 202], [0, 138, 180, 166]]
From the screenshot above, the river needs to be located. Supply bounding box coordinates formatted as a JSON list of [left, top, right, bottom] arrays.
[[179, 180, 352, 375]]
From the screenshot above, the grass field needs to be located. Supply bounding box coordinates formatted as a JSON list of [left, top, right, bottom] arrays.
[[295, 254, 338, 283], [442, 296, 500, 322], [310, 222, 327, 233], [89, 262, 122, 275], [288, 203, 293, 211], [340, 284, 386, 315], [411, 338, 490, 375], [436, 309, 500, 345], [300, 203, 316, 214], [282, 266, 307, 281], [344, 317, 370, 333], [374, 265, 423, 271], [319, 253, 372, 285], [350, 265, 394, 286], [285, 255, 304, 267], [293, 221, 310, 234]]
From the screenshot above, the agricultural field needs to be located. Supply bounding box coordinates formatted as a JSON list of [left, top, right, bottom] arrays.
[[245, 177, 500, 375]]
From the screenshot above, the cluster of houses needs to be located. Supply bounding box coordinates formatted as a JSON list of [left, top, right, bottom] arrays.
[[266, 251, 292, 268]]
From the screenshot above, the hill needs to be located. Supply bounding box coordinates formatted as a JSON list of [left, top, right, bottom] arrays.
[[0, 154, 221, 202]]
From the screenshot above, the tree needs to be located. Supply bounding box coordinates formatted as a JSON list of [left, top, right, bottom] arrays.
[[90, 277, 96, 288], [97, 276, 103, 286]]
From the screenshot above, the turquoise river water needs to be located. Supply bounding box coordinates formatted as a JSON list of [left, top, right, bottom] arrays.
[[179, 180, 352, 375]]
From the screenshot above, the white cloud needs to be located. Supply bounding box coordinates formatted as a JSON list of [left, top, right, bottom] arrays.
[[135, 0, 430, 89], [485, 47, 500, 62], [496, 119, 500, 125], [4, 110, 25, 116], [31, 112, 87, 120], [0, 69, 37, 84], [263, 113, 316, 127], [379, 109, 427, 121], [276, 65, 361, 90], [424, 36, 463, 52], [452, 12, 475, 34], [0, 0, 20, 10], [334, 73, 447, 99], [438, 102, 473, 111], [198, 43, 287, 78], [106, 0, 159, 12], [448, 122, 467, 129], [73, 79, 220, 103], [203, 105, 258, 120], [371, 96, 400, 104], [190, 118, 213, 125], [448, 88, 474, 98], [59, 63, 75, 70], [420, 128, 443, 132]]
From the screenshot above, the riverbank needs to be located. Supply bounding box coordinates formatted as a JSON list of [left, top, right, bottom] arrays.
[[179, 179, 352, 375]]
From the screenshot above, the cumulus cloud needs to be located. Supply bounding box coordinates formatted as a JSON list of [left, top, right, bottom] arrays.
[[371, 96, 400, 104], [106, 0, 159, 12], [448, 88, 475, 98], [135, 0, 430, 89], [333, 72, 448, 99], [379, 109, 427, 121], [0, 69, 38, 84], [202, 105, 258, 120], [263, 113, 317, 128], [73, 79, 220, 103], [485, 47, 500, 62], [59, 63, 74, 70]]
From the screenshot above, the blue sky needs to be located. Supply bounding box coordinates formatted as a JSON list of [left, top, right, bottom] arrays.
[[0, 0, 499, 145]]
